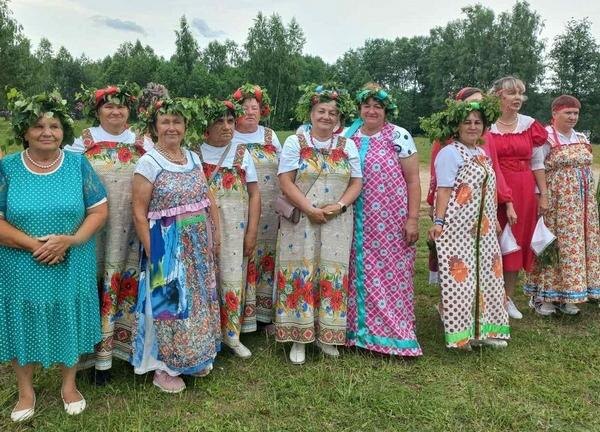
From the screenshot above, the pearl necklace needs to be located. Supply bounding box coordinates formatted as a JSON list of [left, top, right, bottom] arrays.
[[497, 117, 518, 127], [156, 145, 187, 164], [25, 149, 62, 169]]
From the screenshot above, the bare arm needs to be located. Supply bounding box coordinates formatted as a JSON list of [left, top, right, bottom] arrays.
[[33, 202, 108, 265], [400, 154, 421, 244], [532, 169, 548, 217], [321, 177, 363, 219], [0, 219, 43, 252], [428, 187, 452, 241], [279, 170, 328, 224], [132, 173, 153, 257], [244, 182, 261, 257]]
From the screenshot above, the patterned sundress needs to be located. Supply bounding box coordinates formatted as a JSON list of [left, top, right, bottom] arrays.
[[75, 128, 148, 370], [200, 144, 253, 345], [435, 142, 509, 348], [0, 152, 106, 367], [275, 135, 354, 346], [524, 128, 600, 302], [240, 128, 280, 324], [346, 123, 422, 356], [130, 150, 220, 375]]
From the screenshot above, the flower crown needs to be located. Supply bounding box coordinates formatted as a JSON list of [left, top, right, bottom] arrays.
[[355, 85, 399, 117], [76, 82, 140, 125], [231, 83, 272, 119], [420, 95, 501, 144], [135, 97, 204, 145], [6, 88, 75, 147], [295, 83, 355, 123], [198, 97, 244, 135]]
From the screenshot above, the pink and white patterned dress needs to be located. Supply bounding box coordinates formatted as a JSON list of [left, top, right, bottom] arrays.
[[346, 122, 422, 356]]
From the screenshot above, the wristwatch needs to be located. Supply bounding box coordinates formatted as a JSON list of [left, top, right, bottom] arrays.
[[337, 201, 347, 213]]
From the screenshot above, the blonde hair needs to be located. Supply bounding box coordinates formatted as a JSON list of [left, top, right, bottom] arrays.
[[489, 76, 527, 101]]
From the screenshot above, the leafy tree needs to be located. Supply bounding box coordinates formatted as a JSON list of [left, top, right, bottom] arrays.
[[102, 40, 162, 86], [549, 18, 599, 98], [549, 18, 600, 139], [243, 13, 306, 128], [173, 15, 199, 77], [0, 0, 34, 106]]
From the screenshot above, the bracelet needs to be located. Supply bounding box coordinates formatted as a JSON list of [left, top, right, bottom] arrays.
[[434, 217, 445, 226]]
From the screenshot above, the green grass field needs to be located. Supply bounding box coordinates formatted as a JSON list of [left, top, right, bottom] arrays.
[[1, 120, 600, 431]]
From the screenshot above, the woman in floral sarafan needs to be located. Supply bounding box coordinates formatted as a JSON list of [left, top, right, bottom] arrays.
[[422, 96, 509, 350], [231, 84, 281, 329], [344, 83, 422, 357], [525, 95, 600, 315], [275, 84, 362, 365], [65, 83, 153, 383], [131, 97, 221, 393], [195, 97, 261, 360]]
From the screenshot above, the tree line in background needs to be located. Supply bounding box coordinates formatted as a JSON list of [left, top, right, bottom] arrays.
[[1, 0, 600, 138]]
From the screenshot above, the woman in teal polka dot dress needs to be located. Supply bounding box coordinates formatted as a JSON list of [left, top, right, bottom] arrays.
[[0, 90, 108, 422]]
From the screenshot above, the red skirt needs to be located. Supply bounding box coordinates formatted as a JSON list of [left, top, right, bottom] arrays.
[[497, 168, 538, 272]]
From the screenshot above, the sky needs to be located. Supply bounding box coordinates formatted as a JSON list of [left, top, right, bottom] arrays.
[[9, 0, 600, 63]]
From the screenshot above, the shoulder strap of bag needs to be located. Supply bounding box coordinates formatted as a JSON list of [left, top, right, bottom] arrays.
[[208, 142, 233, 183]]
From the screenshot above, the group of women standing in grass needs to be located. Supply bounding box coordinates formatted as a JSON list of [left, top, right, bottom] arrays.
[[1, 74, 599, 422]]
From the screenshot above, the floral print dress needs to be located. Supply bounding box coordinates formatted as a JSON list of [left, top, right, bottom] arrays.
[[67, 127, 151, 371], [234, 128, 281, 324], [130, 149, 220, 375], [200, 144, 253, 345], [435, 142, 509, 348], [275, 134, 354, 346], [525, 128, 600, 303]]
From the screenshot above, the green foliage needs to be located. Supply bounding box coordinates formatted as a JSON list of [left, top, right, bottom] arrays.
[[75, 82, 141, 125], [0, 0, 35, 107], [231, 83, 272, 119], [243, 13, 306, 128], [355, 84, 399, 118], [295, 83, 356, 123], [420, 95, 501, 143], [6, 88, 75, 147], [198, 97, 244, 135], [135, 97, 204, 145]]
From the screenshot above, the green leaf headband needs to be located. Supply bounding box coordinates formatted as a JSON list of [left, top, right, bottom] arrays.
[[356, 87, 399, 117], [6, 88, 75, 148], [76, 82, 141, 125], [294, 83, 356, 123], [419, 95, 501, 144], [135, 97, 204, 145], [198, 97, 245, 136]]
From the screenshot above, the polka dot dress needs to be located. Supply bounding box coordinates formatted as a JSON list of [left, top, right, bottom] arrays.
[[435, 142, 509, 348], [0, 152, 104, 367]]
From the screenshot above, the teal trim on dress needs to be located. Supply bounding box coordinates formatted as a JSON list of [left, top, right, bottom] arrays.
[[353, 135, 371, 341], [343, 119, 363, 139], [347, 331, 421, 349]]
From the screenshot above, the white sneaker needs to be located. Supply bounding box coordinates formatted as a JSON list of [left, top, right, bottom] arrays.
[[557, 303, 580, 315], [505, 297, 523, 319], [289, 342, 306, 365], [316, 341, 340, 357], [225, 342, 252, 359], [529, 297, 556, 316]]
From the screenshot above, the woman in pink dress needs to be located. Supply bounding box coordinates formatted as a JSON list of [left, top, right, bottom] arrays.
[[487, 76, 548, 319], [345, 83, 422, 356]]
